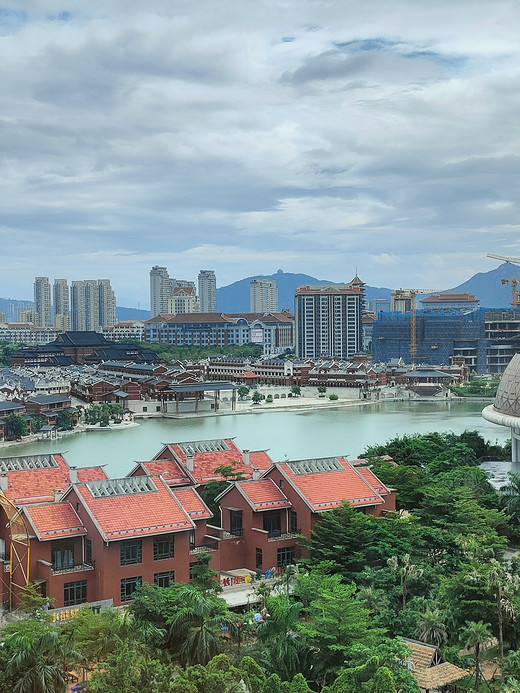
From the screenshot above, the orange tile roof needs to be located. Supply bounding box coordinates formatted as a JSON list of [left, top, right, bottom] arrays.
[[72, 475, 194, 541], [24, 503, 86, 540], [172, 487, 212, 519], [1, 454, 78, 505], [357, 467, 391, 495], [76, 466, 108, 482], [138, 460, 193, 486], [276, 457, 383, 511], [156, 439, 273, 484], [236, 479, 291, 510]]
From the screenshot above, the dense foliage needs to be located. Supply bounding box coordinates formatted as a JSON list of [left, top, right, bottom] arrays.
[[137, 340, 264, 362], [2, 429, 519, 692]]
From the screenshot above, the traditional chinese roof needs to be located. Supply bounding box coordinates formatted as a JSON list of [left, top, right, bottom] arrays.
[[69, 475, 194, 541], [24, 502, 86, 540], [234, 479, 291, 511], [272, 457, 384, 511], [0, 454, 107, 505]]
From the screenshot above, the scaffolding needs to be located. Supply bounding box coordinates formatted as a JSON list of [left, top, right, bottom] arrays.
[[372, 309, 488, 373]]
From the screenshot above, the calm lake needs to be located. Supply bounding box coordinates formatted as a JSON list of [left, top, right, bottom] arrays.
[[3, 400, 513, 483]]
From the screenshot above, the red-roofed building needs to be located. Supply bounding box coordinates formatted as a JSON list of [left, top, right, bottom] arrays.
[[216, 457, 395, 574]]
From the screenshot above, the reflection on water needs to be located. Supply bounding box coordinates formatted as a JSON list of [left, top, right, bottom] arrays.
[[3, 399, 511, 480]]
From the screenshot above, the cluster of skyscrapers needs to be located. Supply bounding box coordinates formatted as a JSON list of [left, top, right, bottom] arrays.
[[149, 267, 217, 318], [33, 277, 116, 331]]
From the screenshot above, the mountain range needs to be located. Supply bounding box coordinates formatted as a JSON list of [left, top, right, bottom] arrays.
[[0, 263, 517, 322]]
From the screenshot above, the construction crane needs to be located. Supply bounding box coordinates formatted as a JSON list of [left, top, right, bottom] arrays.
[[502, 279, 520, 307], [487, 254, 520, 306], [393, 289, 441, 364], [487, 253, 520, 265]]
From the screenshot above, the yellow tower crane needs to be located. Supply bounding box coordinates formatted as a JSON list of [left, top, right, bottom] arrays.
[[487, 253, 520, 308], [393, 289, 441, 365]]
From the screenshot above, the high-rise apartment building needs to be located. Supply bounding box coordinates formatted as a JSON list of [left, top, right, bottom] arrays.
[[250, 279, 278, 313], [71, 279, 116, 331], [34, 277, 52, 327], [98, 279, 117, 327], [53, 279, 71, 330], [150, 266, 171, 318], [198, 270, 217, 313], [294, 284, 363, 359]]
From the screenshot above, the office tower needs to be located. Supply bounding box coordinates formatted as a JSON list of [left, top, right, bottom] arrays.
[[34, 277, 52, 327], [294, 285, 363, 359], [198, 270, 217, 313], [250, 279, 278, 313], [0, 312, 6, 323], [53, 279, 70, 330], [150, 266, 171, 318], [98, 279, 117, 327]]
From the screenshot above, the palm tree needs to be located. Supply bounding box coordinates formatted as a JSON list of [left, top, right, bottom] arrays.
[[387, 554, 424, 610], [466, 560, 520, 659], [168, 586, 236, 667], [460, 620, 494, 693], [6, 627, 83, 693], [256, 595, 308, 681], [501, 472, 520, 521], [356, 586, 389, 616], [414, 607, 448, 646]]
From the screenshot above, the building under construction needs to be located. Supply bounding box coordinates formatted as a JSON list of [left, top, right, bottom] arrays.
[[372, 309, 489, 373]]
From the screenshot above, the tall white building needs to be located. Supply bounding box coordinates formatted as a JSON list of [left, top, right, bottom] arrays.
[[250, 279, 278, 313], [294, 284, 363, 359], [71, 279, 116, 331], [53, 279, 71, 330], [98, 279, 117, 327], [34, 277, 52, 328], [150, 266, 171, 318], [198, 270, 217, 313]]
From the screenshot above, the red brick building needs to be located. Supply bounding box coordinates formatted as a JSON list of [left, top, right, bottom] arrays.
[[0, 443, 394, 613]]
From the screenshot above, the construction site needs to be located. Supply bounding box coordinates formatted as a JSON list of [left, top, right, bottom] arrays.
[[371, 253, 520, 374]]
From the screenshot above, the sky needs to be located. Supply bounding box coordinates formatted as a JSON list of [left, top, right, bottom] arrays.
[[1, 1, 520, 308]]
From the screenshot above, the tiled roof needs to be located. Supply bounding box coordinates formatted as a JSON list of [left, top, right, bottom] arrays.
[[135, 460, 193, 486], [172, 487, 212, 519], [72, 475, 194, 541], [24, 503, 86, 540], [357, 467, 391, 495], [156, 439, 273, 484], [0, 454, 96, 505], [275, 457, 384, 511], [236, 479, 291, 510]]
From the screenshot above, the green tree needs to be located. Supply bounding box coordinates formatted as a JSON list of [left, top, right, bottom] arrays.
[[460, 620, 494, 693], [252, 391, 263, 404], [30, 415, 46, 434], [387, 554, 424, 610], [168, 586, 236, 667], [291, 386, 301, 397], [413, 607, 448, 646], [317, 385, 327, 396], [238, 386, 250, 399], [5, 626, 83, 693], [56, 410, 74, 431], [4, 413, 28, 440], [501, 471, 520, 525], [189, 551, 222, 594], [256, 596, 309, 681], [88, 642, 142, 693]]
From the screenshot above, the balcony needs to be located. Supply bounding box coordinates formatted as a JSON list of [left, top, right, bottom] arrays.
[[51, 561, 95, 576], [189, 542, 219, 555], [223, 528, 243, 539], [267, 529, 301, 542]]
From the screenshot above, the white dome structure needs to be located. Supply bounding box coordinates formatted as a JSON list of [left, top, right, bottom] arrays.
[[482, 353, 520, 462]]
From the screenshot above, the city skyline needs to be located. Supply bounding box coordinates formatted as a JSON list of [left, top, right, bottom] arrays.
[[1, 2, 519, 306]]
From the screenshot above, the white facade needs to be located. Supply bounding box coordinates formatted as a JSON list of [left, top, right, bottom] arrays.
[[250, 279, 278, 313], [198, 270, 217, 313], [34, 277, 52, 328], [150, 266, 171, 318]]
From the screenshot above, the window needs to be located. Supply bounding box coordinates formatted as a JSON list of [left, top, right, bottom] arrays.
[[290, 511, 298, 534], [64, 580, 87, 606], [120, 539, 142, 566], [263, 510, 281, 537], [154, 571, 175, 588], [51, 539, 74, 571], [120, 576, 142, 602], [85, 539, 93, 566], [230, 509, 243, 536], [256, 548, 263, 571], [277, 546, 295, 567], [153, 534, 175, 560]]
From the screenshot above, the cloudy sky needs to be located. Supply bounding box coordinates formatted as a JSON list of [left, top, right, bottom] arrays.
[[2, 1, 520, 308]]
